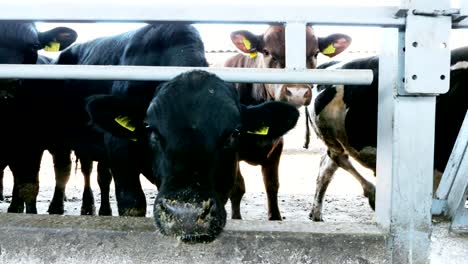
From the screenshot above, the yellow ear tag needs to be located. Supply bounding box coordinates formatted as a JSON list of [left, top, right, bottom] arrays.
[[44, 41, 61, 52], [242, 37, 257, 58], [322, 43, 336, 55], [247, 126, 269, 135], [242, 37, 252, 50], [114, 115, 136, 132]]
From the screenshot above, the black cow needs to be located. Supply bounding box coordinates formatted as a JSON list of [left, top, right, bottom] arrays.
[[0, 22, 77, 213], [47, 24, 211, 219], [309, 52, 468, 221], [224, 25, 351, 220], [86, 70, 299, 242]]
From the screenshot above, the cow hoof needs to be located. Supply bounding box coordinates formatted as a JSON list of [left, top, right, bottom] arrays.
[[25, 205, 38, 214], [7, 205, 24, 213], [81, 205, 96, 216], [99, 206, 112, 216], [268, 214, 282, 221], [231, 213, 242, 220], [48, 203, 65, 215], [309, 211, 324, 222], [364, 186, 376, 211]]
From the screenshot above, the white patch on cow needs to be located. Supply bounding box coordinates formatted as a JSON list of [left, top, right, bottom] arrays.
[[450, 61, 468, 71]]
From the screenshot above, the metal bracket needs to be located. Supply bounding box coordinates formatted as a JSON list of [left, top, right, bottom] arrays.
[[412, 8, 460, 17], [395, 8, 466, 22], [402, 10, 451, 94]]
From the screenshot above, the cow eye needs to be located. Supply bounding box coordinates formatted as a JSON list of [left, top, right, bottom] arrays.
[[262, 49, 270, 56], [146, 124, 164, 145]]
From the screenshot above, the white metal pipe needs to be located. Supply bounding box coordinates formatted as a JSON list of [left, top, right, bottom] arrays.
[[0, 1, 404, 27], [0, 65, 373, 85]]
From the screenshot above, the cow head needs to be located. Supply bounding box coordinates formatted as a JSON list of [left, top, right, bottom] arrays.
[[0, 22, 77, 102], [229, 25, 351, 107], [86, 70, 299, 243], [0, 22, 77, 64]]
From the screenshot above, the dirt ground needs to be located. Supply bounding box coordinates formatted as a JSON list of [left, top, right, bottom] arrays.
[[0, 108, 376, 222]]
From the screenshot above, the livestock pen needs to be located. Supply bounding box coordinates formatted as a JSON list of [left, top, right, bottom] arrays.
[[0, 0, 467, 263]]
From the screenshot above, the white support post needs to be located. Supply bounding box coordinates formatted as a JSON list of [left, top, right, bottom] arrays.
[[285, 22, 306, 70], [376, 0, 451, 263], [377, 29, 435, 264]]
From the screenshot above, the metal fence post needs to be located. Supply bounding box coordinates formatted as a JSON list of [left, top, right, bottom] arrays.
[[377, 0, 452, 263], [285, 22, 306, 70]]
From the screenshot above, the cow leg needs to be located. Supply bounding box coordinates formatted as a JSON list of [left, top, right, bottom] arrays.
[[48, 148, 72, 215], [97, 162, 113, 216], [0, 170, 3, 201], [7, 176, 24, 213], [8, 149, 43, 214], [261, 139, 284, 221], [106, 136, 146, 216], [310, 154, 339, 221], [0, 161, 7, 201], [230, 165, 245, 220], [332, 153, 376, 210], [113, 175, 146, 216], [80, 157, 96, 215]]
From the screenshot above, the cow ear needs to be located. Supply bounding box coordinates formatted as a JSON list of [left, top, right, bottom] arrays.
[[318, 33, 352, 58], [230, 30, 263, 57], [86, 95, 146, 141], [240, 101, 299, 139], [38, 27, 78, 52]]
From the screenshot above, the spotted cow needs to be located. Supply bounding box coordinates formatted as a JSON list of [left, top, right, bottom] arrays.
[[309, 52, 468, 221]]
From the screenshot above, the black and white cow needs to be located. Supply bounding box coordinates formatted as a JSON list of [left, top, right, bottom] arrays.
[[86, 70, 299, 242], [224, 25, 351, 220], [309, 51, 468, 221], [0, 22, 77, 213]]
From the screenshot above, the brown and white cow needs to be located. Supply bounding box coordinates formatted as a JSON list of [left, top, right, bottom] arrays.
[[225, 25, 351, 107], [224, 25, 351, 220]]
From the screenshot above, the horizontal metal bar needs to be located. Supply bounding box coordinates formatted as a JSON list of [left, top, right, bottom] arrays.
[[0, 1, 404, 27], [0, 65, 374, 85]]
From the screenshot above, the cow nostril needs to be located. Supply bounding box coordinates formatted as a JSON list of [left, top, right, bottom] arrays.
[[159, 198, 214, 224]]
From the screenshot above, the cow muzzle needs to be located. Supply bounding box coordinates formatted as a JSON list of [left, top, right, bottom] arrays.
[[279, 84, 312, 107], [154, 197, 225, 243]]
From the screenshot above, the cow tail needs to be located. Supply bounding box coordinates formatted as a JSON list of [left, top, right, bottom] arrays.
[[74, 155, 79, 176], [303, 106, 311, 149]]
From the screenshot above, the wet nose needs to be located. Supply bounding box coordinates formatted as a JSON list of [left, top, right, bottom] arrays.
[[159, 198, 214, 233], [282, 84, 312, 106]]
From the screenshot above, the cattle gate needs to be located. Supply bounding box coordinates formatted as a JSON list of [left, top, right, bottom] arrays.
[[0, 0, 467, 263]]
